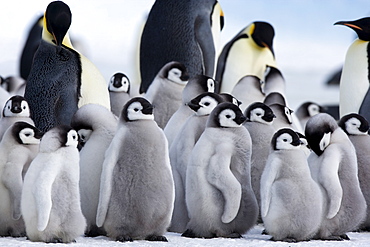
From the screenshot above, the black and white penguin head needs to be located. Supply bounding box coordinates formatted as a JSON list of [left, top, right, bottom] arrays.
[[335, 17, 370, 41], [161, 61, 189, 85], [11, 121, 43, 145], [271, 128, 303, 151], [3, 95, 31, 117], [44, 1, 72, 47], [245, 102, 276, 125], [305, 113, 338, 156], [219, 93, 242, 106], [207, 102, 246, 128], [121, 97, 154, 122], [108, 72, 130, 93], [338, 113, 369, 136], [39, 125, 78, 153], [243, 21, 275, 56], [296, 101, 325, 118], [187, 92, 224, 116]]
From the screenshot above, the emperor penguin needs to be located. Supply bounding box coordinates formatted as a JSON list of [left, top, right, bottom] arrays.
[[183, 102, 258, 238], [335, 18, 370, 120], [108, 72, 131, 117], [96, 97, 174, 242], [24, 1, 110, 133], [139, 0, 224, 93], [216, 21, 277, 93], [145, 61, 189, 129], [71, 104, 118, 237], [338, 113, 370, 231], [261, 128, 322, 242], [295, 101, 325, 130], [243, 102, 276, 219], [21, 125, 86, 243], [164, 75, 217, 147], [305, 113, 366, 240], [0, 122, 42, 237], [231, 75, 265, 112], [0, 95, 34, 141], [169, 92, 225, 233]]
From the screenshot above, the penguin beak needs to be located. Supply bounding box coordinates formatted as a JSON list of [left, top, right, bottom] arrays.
[[235, 115, 247, 125], [142, 105, 154, 115], [262, 113, 276, 122], [292, 139, 304, 147], [11, 105, 22, 114], [113, 79, 123, 88], [187, 100, 200, 112], [334, 21, 362, 31]]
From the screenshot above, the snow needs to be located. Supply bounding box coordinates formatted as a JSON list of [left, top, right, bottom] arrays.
[[1, 225, 370, 246]]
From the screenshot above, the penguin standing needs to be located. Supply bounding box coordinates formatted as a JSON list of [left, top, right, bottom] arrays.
[[145, 61, 189, 129], [169, 92, 224, 233], [216, 22, 276, 93], [24, 1, 110, 133], [21, 125, 86, 243], [183, 102, 258, 238], [335, 18, 370, 120], [305, 113, 366, 240], [139, 0, 224, 94], [261, 128, 322, 242], [71, 104, 118, 237], [96, 97, 174, 242], [338, 113, 370, 231], [164, 75, 217, 147], [108, 72, 131, 117], [0, 122, 42, 237], [0, 95, 34, 141]]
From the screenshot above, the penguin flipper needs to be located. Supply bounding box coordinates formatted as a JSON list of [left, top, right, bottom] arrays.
[[260, 156, 280, 218], [206, 143, 241, 224], [319, 148, 343, 219], [358, 87, 370, 122]]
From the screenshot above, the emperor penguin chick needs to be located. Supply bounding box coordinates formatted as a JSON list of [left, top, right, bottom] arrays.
[[0, 122, 42, 237], [164, 75, 217, 147], [108, 72, 131, 117], [338, 113, 370, 231], [71, 104, 118, 237], [295, 101, 325, 130], [96, 97, 174, 242], [261, 128, 322, 242], [21, 125, 86, 243], [183, 102, 258, 238], [169, 92, 224, 233], [306, 113, 366, 240], [145, 61, 189, 129], [0, 95, 34, 141]]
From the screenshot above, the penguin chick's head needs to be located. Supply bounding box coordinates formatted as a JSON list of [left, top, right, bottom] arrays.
[[187, 92, 224, 116], [39, 125, 78, 152], [121, 97, 154, 122], [109, 72, 130, 93], [3, 95, 31, 117], [271, 128, 303, 151], [12, 121, 43, 145], [45, 1, 72, 46], [335, 17, 370, 41], [305, 113, 338, 156], [338, 113, 369, 136], [207, 102, 246, 128], [162, 61, 189, 85], [245, 102, 276, 125]]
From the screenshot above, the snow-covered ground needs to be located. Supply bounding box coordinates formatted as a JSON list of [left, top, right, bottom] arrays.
[[1, 225, 370, 246]]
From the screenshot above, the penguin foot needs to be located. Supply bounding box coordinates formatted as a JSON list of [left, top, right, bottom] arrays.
[[226, 232, 242, 238], [47, 237, 64, 243], [145, 235, 168, 242], [261, 229, 269, 235], [116, 236, 133, 242], [340, 234, 350, 240], [320, 235, 344, 241], [181, 229, 196, 238]]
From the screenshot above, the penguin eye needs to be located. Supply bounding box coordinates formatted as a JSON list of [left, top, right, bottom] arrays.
[[25, 133, 31, 137], [226, 115, 231, 119], [283, 139, 287, 142], [134, 108, 139, 112], [204, 102, 210, 106], [256, 113, 261, 116]]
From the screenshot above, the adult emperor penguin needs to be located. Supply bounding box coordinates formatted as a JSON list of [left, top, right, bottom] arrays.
[[216, 21, 277, 93], [169, 92, 224, 233], [0, 122, 42, 237], [108, 72, 131, 117], [96, 97, 174, 242], [183, 102, 258, 238], [261, 128, 322, 242], [338, 113, 370, 231], [0, 95, 34, 141], [295, 101, 325, 130], [243, 102, 276, 219], [139, 0, 224, 93], [21, 125, 86, 243], [164, 75, 217, 147], [335, 18, 370, 120], [71, 104, 118, 237], [305, 113, 366, 240], [145, 61, 189, 129], [24, 1, 110, 133], [231, 75, 265, 112]]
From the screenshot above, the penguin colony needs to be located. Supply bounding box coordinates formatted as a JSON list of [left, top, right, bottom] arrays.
[[0, 0, 370, 245]]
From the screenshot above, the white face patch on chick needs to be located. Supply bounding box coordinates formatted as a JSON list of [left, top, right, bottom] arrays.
[[218, 109, 240, 127], [127, 101, 154, 121], [345, 117, 368, 135], [19, 127, 41, 145]]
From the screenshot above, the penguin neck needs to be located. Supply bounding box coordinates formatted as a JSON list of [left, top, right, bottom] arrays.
[[42, 28, 74, 50]]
